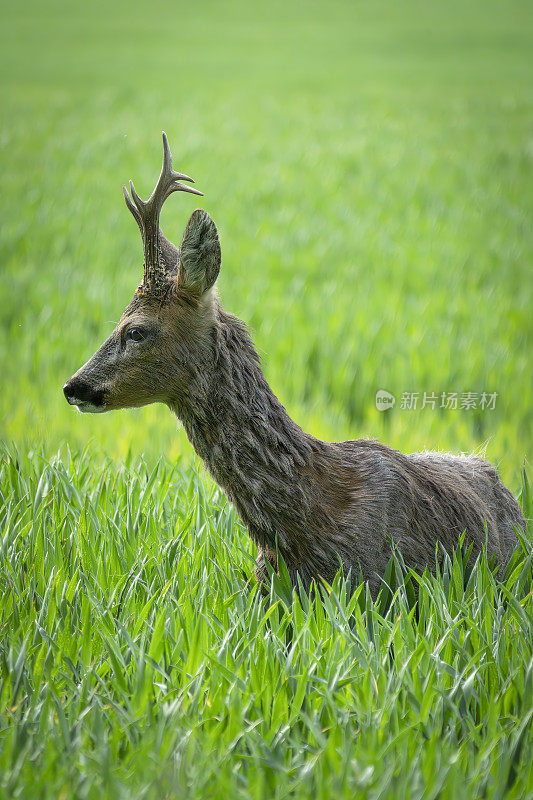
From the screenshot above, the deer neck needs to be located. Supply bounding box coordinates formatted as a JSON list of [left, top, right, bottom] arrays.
[[169, 306, 316, 555]]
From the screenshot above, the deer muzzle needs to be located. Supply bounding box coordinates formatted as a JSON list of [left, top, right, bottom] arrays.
[[63, 376, 107, 413]]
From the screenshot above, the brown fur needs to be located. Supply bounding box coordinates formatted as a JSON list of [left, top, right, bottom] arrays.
[[64, 157, 526, 596]]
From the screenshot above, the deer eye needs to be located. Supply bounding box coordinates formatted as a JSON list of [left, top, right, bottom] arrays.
[[126, 327, 146, 343]]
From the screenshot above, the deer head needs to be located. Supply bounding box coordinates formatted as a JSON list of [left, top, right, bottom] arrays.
[[63, 133, 221, 413]]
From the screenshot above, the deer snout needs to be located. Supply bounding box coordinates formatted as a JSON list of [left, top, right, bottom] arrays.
[[63, 377, 107, 413]]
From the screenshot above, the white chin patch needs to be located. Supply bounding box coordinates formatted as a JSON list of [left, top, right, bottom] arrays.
[[72, 401, 107, 414]]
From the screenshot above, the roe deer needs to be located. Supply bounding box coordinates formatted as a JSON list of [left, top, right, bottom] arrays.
[[63, 133, 525, 595]]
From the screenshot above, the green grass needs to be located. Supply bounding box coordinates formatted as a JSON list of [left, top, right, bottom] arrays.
[[1, 0, 532, 795], [0, 445, 532, 799]]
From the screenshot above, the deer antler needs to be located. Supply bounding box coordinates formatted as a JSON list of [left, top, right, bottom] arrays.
[[123, 132, 203, 291]]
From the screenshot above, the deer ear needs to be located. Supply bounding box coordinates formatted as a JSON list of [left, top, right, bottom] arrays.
[[178, 209, 221, 295]]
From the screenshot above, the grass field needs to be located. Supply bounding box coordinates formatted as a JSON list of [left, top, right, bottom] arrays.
[[1, 0, 532, 796]]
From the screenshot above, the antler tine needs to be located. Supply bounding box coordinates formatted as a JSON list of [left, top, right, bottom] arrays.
[[128, 179, 145, 213], [122, 132, 203, 290], [162, 181, 204, 201], [122, 184, 142, 232], [161, 131, 194, 182], [154, 131, 203, 206]]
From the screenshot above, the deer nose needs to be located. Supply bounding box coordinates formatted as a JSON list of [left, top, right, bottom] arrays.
[[64, 377, 87, 404], [63, 377, 105, 406]]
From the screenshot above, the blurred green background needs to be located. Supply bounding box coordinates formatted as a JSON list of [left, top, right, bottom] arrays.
[[1, 0, 531, 485]]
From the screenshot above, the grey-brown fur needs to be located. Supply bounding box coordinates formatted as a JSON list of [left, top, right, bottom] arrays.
[[64, 135, 525, 595], [171, 303, 524, 593]]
